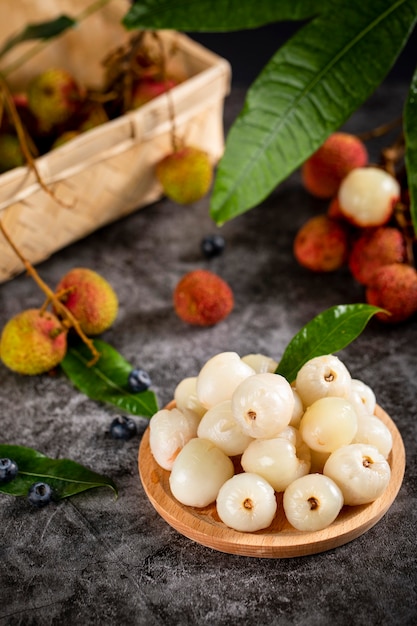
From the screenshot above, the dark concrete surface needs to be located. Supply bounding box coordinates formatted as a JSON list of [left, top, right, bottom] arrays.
[[0, 82, 416, 626]]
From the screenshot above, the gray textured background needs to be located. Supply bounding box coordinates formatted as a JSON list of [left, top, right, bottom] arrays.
[[0, 77, 416, 625]]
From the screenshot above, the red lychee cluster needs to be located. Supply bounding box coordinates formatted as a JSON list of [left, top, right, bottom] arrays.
[[295, 132, 417, 324], [173, 269, 234, 326], [0, 268, 118, 375]]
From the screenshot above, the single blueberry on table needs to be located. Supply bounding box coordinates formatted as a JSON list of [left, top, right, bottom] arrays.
[[128, 368, 152, 393], [27, 482, 53, 508], [201, 234, 225, 258], [0, 458, 19, 484], [110, 415, 137, 440]]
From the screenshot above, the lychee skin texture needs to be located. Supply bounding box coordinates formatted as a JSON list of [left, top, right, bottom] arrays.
[[174, 269, 234, 326], [55, 268, 118, 336], [294, 214, 350, 272], [27, 68, 84, 129], [366, 263, 417, 324], [302, 132, 368, 199], [0, 309, 67, 375], [348, 227, 406, 285], [156, 146, 213, 205], [338, 167, 400, 228]]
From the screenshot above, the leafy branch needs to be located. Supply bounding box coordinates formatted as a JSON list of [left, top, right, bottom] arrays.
[[123, 0, 417, 234]]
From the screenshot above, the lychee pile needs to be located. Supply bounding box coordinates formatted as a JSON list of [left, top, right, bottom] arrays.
[[0, 32, 185, 173], [0, 268, 118, 375], [295, 131, 417, 324]]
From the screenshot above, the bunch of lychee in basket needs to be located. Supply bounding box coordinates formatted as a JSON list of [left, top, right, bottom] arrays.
[[0, 268, 118, 376], [295, 131, 417, 324], [149, 351, 393, 533]]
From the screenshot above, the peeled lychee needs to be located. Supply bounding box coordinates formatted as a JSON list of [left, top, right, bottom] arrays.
[[365, 263, 417, 323], [348, 227, 406, 285], [27, 68, 84, 130], [302, 132, 368, 199], [338, 167, 400, 227], [173, 269, 234, 326], [132, 76, 178, 108], [0, 134, 25, 173], [293, 214, 350, 272], [155, 146, 213, 205], [55, 268, 118, 336], [0, 309, 67, 375]]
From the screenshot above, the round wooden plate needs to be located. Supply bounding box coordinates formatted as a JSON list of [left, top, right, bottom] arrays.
[[138, 404, 405, 558]]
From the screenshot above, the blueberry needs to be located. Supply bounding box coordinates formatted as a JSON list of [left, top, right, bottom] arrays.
[[27, 482, 53, 508], [128, 368, 152, 393], [110, 415, 137, 440], [0, 458, 19, 484], [201, 234, 225, 258]]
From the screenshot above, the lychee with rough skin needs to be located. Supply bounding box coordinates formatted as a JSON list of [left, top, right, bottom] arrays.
[[173, 269, 234, 326], [302, 132, 368, 199], [348, 226, 406, 285], [0, 309, 67, 375], [293, 214, 350, 272], [365, 263, 417, 323], [132, 76, 178, 108], [55, 268, 118, 335], [155, 146, 213, 205], [338, 167, 400, 227], [27, 68, 85, 130], [0, 134, 25, 173]]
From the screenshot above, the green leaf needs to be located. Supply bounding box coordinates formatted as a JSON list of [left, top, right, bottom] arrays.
[[123, 0, 321, 31], [404, 62, 417, 238], [209, 0, 417, 224], [275, 304, 385, 383], [0, 16, 76, 59], [61, 339, 159, 418], [0, 444, 117, 499]]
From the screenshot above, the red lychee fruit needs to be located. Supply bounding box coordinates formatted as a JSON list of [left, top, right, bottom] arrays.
[[0, 308, 67, 375], [348, 227, 406, 285], [27, 68, 85, 130], [132, 76, 178, 108], [0, 134, 25, 173], [293, 214, 350, 272], [156, 146, 213, 205], [173, 269, 234, 326], [302, 132, 368, 199], [338, 167, 400, 228], [55, 268, 118, 336], [365, 263, 417, 324]]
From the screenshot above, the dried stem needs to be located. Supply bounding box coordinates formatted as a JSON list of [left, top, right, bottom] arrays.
[[0, 221, 100, 365], [153, 31, 179, 152], [356, 115, 403, 142]]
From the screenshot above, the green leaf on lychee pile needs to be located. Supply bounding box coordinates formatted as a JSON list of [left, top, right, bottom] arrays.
[[0, 444, 117, 500], [123, 0, 320, 31], [0, 16, 76, 60], [276, 304, 385, 383], [404, 62, 417, 238], [61, 339, 159, 418], [203, 0, 416, 224]]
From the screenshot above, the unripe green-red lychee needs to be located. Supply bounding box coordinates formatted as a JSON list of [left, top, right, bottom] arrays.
[[0, 309, 67, 375], [302, 132, 368, 199], [155, 146, 213, 205], [27, 68, 84, 130], [293, 214, 350, 272], [132, 76, 178, 108], [0, 134, 25, 173], [55, 268, 118, 336], [173, 269, 234, 326], [365, 263, 417, 323], [348, 227, 406, 285]]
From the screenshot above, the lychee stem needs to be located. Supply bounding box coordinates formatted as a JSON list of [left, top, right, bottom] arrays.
[[0, 221, 100, 366], [152, 31, 179, 153], [356, 115, 403, 142]]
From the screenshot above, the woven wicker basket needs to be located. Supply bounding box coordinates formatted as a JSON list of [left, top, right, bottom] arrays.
[[0, 0, 231, 282]]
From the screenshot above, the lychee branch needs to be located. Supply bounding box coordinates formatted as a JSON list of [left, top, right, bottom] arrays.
[[0, 221, 100, 365]]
